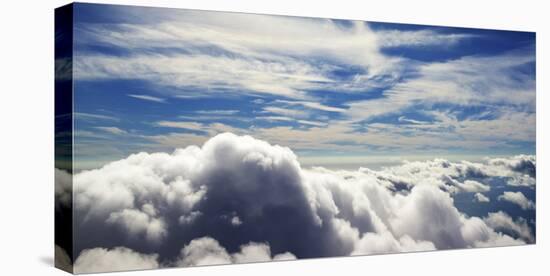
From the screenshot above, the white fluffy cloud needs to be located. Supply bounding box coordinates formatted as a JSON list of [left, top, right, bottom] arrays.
[[363, 156, 535, 194], [460, 217, 525, 248], [352, 231, 435, 255], [55, 245, 72, 272], [55, 168, 72, 209], [484, 211, 534, 243], [176, 237, 296, 267], [175, 237, 231, 266], [73, 147, 207, 243], [474, 193, 490, 203], [498, 191, 535, 210], [72, 133, 534, 271], [106, 207, 167, 243], [74, 247, 159, 274], [459, 180, 490, 193], [488, 155, 536, 177], [390, 185, 467, 249], [485, 155, 536, 187]]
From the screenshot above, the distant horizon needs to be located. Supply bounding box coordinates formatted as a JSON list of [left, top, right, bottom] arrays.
[[71, 132, 536, 171]]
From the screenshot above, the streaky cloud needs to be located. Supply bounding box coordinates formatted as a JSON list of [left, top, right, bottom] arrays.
[[128, 94, 166, 103]]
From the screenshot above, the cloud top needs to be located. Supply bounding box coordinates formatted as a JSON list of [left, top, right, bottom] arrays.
[[498, 191, 535, 210], [74, 247, 159, 274], [70, 133, 535, 273]]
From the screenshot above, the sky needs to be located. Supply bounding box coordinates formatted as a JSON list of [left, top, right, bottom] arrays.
[[55, 4, 537, 273], [71, 3, 535, 170]]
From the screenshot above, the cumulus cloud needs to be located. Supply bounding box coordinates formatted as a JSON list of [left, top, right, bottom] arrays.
[[488, 155, 536, 187], [179, 211, 202, 225], [55, 245, 72, 272], [488, 155, 536, 178], [458, 180, 490, 193], [231, 241, 296, 263], [352, 231, 435, 255], [175, 237, 296, 267], [73, 147, 207, 247], [72, 133, 534, 271], [231, 216, 243, 227], [484, 211, 534, 243], [175, 237, 231, 266], [362, 156, 535, 195], [74, 247, 159, 274], [474, 193, 490, 203], [498, 191, 535, 210], [55, 168, 72, 210], [460, 216, 525, 248], [106, 207, 168, 243], [390, 185, 468, 249]]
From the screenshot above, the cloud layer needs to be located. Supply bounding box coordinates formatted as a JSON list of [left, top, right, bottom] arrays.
[[71, 5, 535, 169], [69, 133, 535, 273]]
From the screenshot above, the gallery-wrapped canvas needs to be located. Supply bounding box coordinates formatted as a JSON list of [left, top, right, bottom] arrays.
[[55, 2, 536, 274]]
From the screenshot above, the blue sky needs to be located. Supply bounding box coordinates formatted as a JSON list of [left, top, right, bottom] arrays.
[[71, 3, 536, 170]]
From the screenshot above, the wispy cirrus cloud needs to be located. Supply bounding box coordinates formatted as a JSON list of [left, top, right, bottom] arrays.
[[194, 110, 239, 115], [72, 5, 535, 161], [128, 94, 166, 103], [76, 10, 474, 101], [275, 100, 347, 113], [261, 106, 310, 119], [376, 30, 476, 48], [94, 126, 128, 135], [75, 112, 119, 122], [346, 49, 535, 122]]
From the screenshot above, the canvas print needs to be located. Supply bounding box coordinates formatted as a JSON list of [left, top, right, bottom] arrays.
[[55, 3, 536, 274]]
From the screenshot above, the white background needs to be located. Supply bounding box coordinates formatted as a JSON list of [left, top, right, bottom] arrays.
[[0, 0, 548, 275]]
